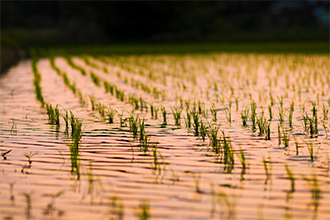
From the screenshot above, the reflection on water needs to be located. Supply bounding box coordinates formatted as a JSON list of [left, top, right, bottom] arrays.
[[0, 53, 329, 219]]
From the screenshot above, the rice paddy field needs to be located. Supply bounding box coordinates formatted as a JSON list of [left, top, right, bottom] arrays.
[[0, 44, 329, 220]]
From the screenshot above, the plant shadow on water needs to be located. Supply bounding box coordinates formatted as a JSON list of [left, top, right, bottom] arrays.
[[1, 44, 329, 219]]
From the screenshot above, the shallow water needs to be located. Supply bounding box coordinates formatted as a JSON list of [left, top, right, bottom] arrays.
[[0, 53, 329, 220]]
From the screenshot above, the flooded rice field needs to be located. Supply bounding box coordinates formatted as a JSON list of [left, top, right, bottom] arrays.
[[0, 51, 329, 220]]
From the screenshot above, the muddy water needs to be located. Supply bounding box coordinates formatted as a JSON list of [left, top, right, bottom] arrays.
[[0, 53, 329, 220]]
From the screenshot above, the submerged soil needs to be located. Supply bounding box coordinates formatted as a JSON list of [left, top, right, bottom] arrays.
[[0, 52, 329, 220]]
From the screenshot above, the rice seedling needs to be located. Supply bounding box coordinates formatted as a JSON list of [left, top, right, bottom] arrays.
[[140, 134, 151, 155], [129, 114, 139, 139], [68, 113, 82, 179], [257, 116, 267, 136], [151, 105, 158, 119], [107, 107, 117, 124], [191, 110, 200, 136], [150, 103, 154, 118], [161, 106, 167, 126], [49, 56, 61, 75], [65, 56, 86, 76], [282, 127, 290, 150], [235, 97, 239, 112], [268, 105, 272, 121], [250, 101, 257, 132], [278, 95, 283, 108], [61, 109, 69, 132], [200, 121, 207, 142], [90, 71, 101, 87], [293, 136, 299, 155], [224, 102, 232, 124], [137, 200, 150, 220], [109, 196, 124, 220], [312, 102, 318, 135], [184, 110, 192, 128], [240, 105, 249, 126], [89, 96, 96, 111], [269, 93, 274, 106], [303, 173, 321, 212], [265, 122, 271, 140], [278, 107, 284, 124], [210, 102, 217, 122], [287, 108, 293, 128], [171, 106, 183, 127], [308, 117, 318, 138], [322, 104, 328, 120], [321, 120, 328, 138], [138, 119, 146, 141], [284, 164, 295, 192], [302, 113, 309, 132]]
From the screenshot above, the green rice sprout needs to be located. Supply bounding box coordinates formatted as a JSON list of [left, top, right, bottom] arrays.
[[224, 101, 232, 124], [140, 134, 150, 155], [153, 106, 159, 120], [293, 136, 299, 156], [269, 93, 274, 106], [65, 56, 86, 76], [284, 164, 295, 192], [321, 120, 328, 138], [90, 71, 101, 86], [138, 119, 146, 142], [171, 107, 183, 127], [250, 101, 257, 132], [129, 114, 139, 140], [302, 113, 309, 132], [240, 105, 249, 126], [161, 106, 167, 126], [89, 96, 96, 111], [278, 107, 284, 124], [322, 104, 329, 120], [107, 107, 117, 124], [184, 110, 192, 128], [210, 102, 217, 122], [200, 121, 207, 142], [191, 110, 200, 136], [137, 200, 150, 220], [287, 108, 293, 128], [265, 123, 271, 140], [257, 116, 267, 136], [277, 95, 283, 108], [150, 103, 154, 118], [268, 105, 272, 121], [282, 127, 290, 149], [209, 126, 221, 162]]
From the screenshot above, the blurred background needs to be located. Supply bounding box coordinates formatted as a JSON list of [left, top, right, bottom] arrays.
[[1, 1, 329, 72]]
